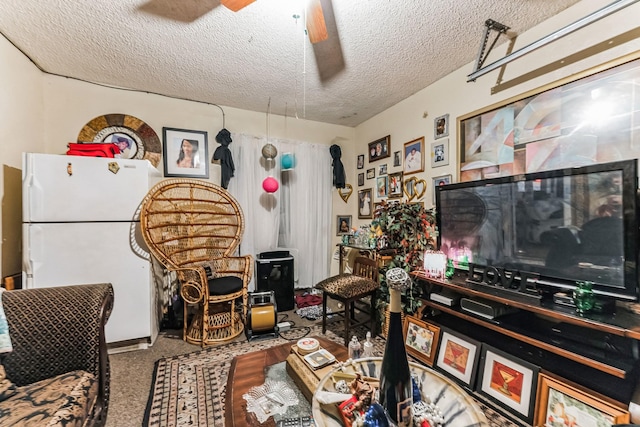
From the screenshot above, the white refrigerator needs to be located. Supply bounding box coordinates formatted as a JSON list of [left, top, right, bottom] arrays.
[[22, 152, 162, 346]]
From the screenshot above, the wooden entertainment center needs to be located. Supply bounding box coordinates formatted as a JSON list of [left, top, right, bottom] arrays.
[[412, 269, 640, 406]]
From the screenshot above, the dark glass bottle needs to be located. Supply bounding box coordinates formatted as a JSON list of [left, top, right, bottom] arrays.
[[379, 287, 413, 426]]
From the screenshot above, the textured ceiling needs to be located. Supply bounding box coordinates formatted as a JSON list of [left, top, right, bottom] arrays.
[[0, 0, 583, 127]]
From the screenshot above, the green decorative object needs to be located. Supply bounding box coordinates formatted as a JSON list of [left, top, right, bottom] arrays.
[[445, 258, 455, 279], [573, 281, 595, 314]]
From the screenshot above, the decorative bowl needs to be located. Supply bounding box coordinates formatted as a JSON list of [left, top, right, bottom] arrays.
[[311, 357, 488, 426]]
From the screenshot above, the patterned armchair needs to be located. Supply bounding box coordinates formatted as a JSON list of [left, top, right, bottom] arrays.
[[140, 179, 252, 346], [0, 283, 114, 427]]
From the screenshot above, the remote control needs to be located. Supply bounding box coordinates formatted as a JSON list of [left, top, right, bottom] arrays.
[[276, 415, 314, 427]]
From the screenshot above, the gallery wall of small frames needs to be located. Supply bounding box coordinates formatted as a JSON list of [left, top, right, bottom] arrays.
[[357, 121, 454, 206]]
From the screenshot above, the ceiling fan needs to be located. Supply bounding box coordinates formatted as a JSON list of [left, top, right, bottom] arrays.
[[220, 0, 328, 43]]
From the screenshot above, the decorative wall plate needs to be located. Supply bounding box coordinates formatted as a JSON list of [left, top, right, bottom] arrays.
[[77, 114, 161, 167]]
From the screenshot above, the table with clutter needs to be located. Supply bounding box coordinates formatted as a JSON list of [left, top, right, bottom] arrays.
[[229, 334, 488, 426]]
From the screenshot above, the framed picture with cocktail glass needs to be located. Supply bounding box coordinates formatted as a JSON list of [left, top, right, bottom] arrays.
[[477, 344, 539, 424], [434, 327, 481, 391]]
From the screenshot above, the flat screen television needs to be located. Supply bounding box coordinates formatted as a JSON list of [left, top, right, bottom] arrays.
[[435, 160, 639, 301]]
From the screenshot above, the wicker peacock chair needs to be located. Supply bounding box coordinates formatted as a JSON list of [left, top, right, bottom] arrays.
[[140, 178, 252, 346]]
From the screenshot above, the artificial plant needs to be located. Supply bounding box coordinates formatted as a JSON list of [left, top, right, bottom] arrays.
[[372, 200, 437, 322]]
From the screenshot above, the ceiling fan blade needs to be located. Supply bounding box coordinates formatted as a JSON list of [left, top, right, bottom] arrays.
[[306, 0, 328, 44], [221, 0, 255, 12]]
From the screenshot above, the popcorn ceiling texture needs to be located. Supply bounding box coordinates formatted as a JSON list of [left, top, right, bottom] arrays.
[[0, 0, 580, 127]]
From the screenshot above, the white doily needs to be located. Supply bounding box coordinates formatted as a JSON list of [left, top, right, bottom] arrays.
[[243, 380, 299, 423]]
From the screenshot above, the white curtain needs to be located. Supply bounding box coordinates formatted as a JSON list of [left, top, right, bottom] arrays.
[[228, 133, 332, 290]]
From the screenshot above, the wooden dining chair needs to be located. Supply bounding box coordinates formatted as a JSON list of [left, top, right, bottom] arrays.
[[315, 256, 380, 346]]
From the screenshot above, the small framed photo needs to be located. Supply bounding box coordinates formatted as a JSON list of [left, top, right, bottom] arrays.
[[403, 137, 425, 176], [432, 174, 452, 204], [358, 173, 365, 187], [357, 154, 365, 169], [388, 172, 403, 199], [376, 176, 389, 198], [379, 164, 388, 176], [478, 344, 539, 424], [435, 328, 481, 390], [162, 127, 209, 178], [430, 139, 449, 168], [358, 188, 373, 219], [368, 135, 391, 163], [403, 316, 441, 367], [393, 151, 401, 167], [434, 113, 449, 139], [534, 372, 630, 427], [336, 215, 352, 236], [366, 168, 375, 179]]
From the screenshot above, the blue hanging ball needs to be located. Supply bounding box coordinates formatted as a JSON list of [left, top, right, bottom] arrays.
[[281, 152, 295, 170], [363, 403, 390, 427]]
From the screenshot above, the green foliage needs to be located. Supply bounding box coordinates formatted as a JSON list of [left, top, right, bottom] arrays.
[[372, 201, 437, 319]]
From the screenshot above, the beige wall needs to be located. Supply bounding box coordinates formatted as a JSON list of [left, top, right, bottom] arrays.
[[0, 35, 44, 279], [351, 0, 640, 230]]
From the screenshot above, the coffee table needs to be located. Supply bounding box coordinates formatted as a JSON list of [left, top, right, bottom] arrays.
[[225, 336, 349, 426]]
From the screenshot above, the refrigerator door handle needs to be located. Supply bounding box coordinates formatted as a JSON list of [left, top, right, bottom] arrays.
[[22, 224, 36, 287]]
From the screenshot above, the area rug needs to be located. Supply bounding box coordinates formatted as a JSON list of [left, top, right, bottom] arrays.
[[143, 323, 520, 426]]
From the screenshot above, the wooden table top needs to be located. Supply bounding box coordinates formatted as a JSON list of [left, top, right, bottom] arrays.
[[225, 336, 348, 427]]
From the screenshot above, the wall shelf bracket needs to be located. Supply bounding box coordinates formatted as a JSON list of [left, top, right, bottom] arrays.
[[472, 19, 510, 79], [467, 0, 640, 83]]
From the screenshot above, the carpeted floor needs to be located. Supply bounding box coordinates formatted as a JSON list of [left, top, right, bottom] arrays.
[[106, 305, 327, 427], [142, 326, 354, 427]]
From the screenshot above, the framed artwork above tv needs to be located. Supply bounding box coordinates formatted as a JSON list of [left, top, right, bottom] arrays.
[[458, 52, 640, 183]]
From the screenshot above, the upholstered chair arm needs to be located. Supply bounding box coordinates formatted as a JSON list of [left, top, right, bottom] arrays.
[[2, 283, 114, 421]]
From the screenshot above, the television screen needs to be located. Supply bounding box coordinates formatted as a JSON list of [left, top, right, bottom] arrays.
[[436, 160, 638, 301]]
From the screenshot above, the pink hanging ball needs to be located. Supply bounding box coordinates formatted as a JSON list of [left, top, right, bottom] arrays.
[[262, 176, 279, 193]]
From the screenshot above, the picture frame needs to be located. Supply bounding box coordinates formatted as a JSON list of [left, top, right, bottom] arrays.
[[162, 127, 209, 178], [358, 188, 373, 219], [358, 173, 365, 187], [534, 372, 630, 427], [435, 328, 481, 390], [434, 113, 449, 139], [430, 139, 449, 168], [366, 168, 375, 179], [376, 176, 389, 199], [388, 172, 403, 199], [379, 164, 387, 176], [368, 135, 391, 163], [357, 154, 365, 169], [336, 215, 352, 236], [403, 316, 441, 367], [477, 344, 539, 424], [432, 174, 452, 205], [403, 137, 425, 176], [393, 151, 401, 167], [458, 55, 640, 183]]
